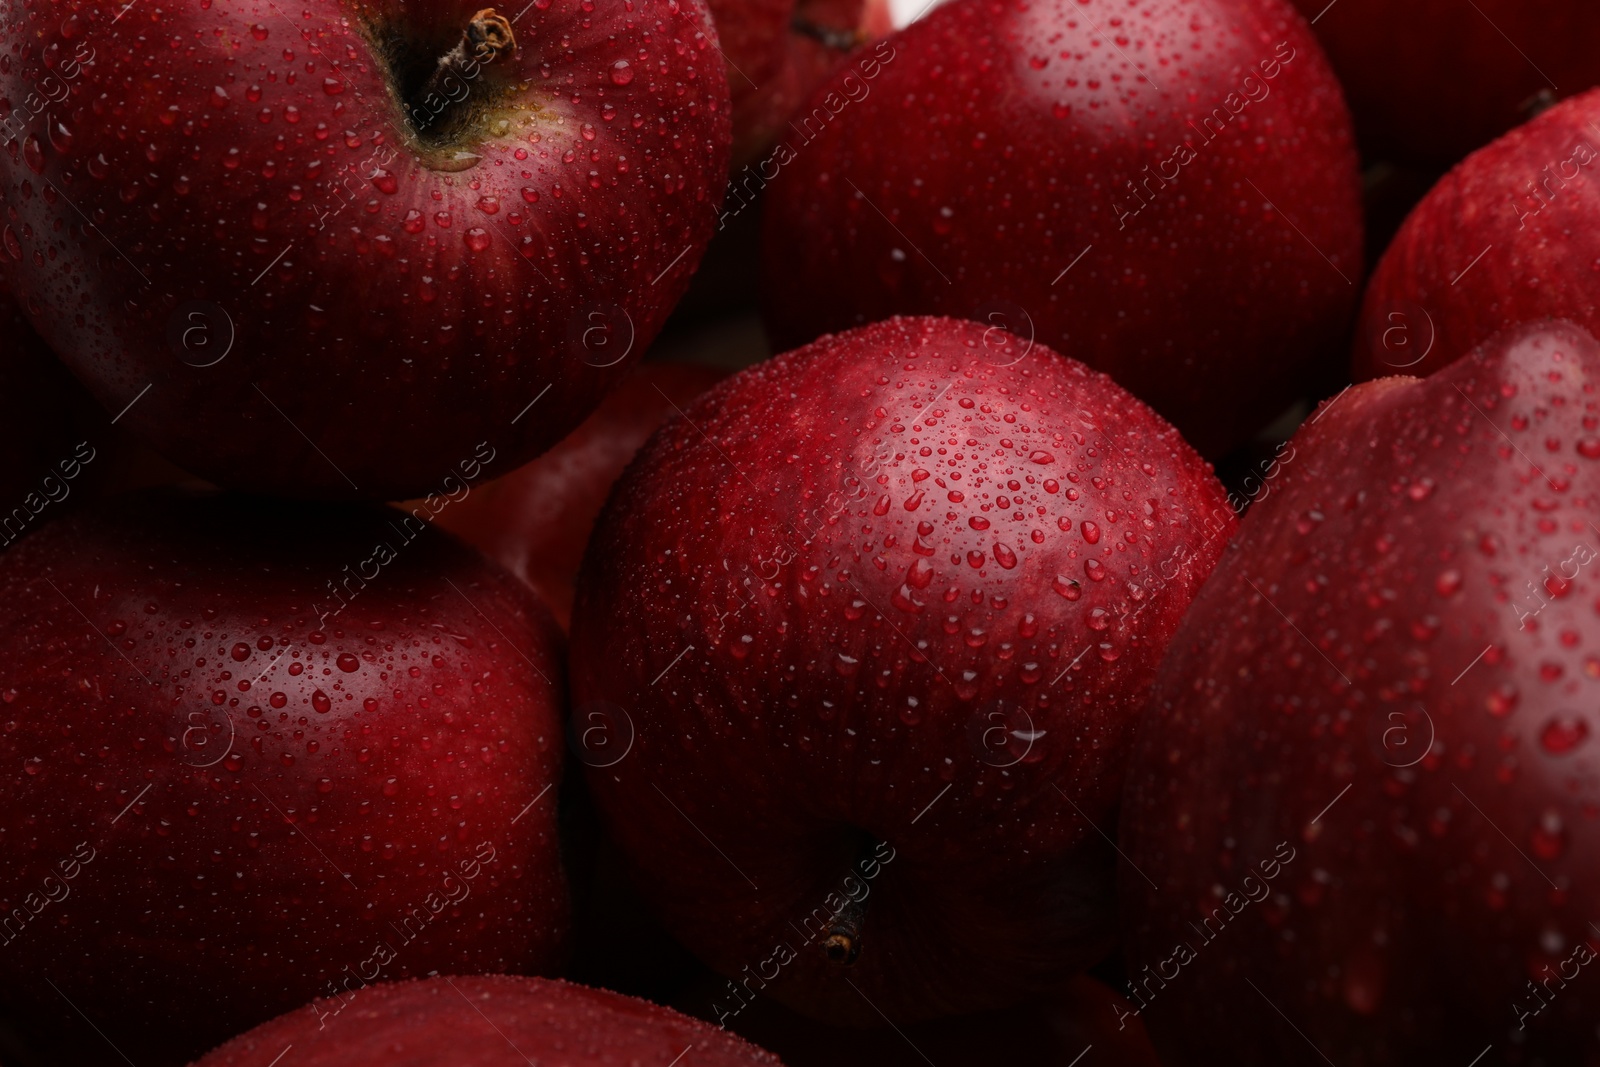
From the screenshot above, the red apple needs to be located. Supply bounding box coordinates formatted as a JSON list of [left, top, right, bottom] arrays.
[[1120, 320, 1600, 1063], [0, 289, 104, 539], [569, 316, 1236, 1025], [0, 490, 568, 1066], [711, 0, 892, 169], [1353, 88, 1600, 384], [758, 0, 1363, 457], [192, 975, 782, 1066], [423, 360, 727, 628], [0, 0, 730, 499], [1288, 0, 1600, 167]]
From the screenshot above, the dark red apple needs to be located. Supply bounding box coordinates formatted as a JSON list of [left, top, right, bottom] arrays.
[[1120, 320, 1600, 1063], [0, 0, 730, 499], [422, 360, 727, 628], [1288, 0, 1600, 167], [0, 289, 103, 540], [759, 0, 1363, 457], [711, 0, 892, 169], [192, 975, 782, 1066], [0, 490, 568, 1066], [1353, 88, 1600, 383], [569, 316, 1237, 1025]]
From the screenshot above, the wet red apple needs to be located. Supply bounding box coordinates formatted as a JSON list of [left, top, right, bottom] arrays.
[[424, 360, 727, 627], [193, 976, 782, 1066], [1354, 88, 1600, 383], [0, 490, 568, 1066], [1121, 320, 1600, 1064], [760, 0, 1363, 457], [0, 0, 730, 499], [570, 316, 1236, 1025]]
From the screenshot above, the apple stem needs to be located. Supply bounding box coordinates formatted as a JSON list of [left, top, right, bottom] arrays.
[[415, 8, 517, 134], [1520, 88, 1557, 122], [822, 894, 866, 966], [790, 16, 865, 53]]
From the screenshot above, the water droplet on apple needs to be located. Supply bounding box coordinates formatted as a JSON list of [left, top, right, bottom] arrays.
[[1486, 683, 1518, 717], [1530, 808, 1566, 860], [610, 59, 634, 85], [21, 136, 44, 174], [1539, 715, 1589, 754]]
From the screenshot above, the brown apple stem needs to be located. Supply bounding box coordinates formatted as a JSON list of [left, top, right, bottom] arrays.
[[790, 15, 865, 52], [822, 894, 866, 965], [1521, 88, 1557, 122], [413, 9, 516, 134]]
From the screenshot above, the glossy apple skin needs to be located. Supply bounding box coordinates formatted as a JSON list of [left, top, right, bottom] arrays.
[[759, 0, 1362, 458], [424, 361, 727, 628], [1120, 321, 1600, 1063], [570, 316, 1236, 1025], [0, 0, 730, 499], [1354, 90, 1600, 384], [712, 0, 892, 169], [0, 491, 569, 1066], [1289, 0, 1600, 168], [192, 976, 783, 1066]]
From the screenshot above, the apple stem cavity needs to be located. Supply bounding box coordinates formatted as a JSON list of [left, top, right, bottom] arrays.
[[412, 8, 517, 141]]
